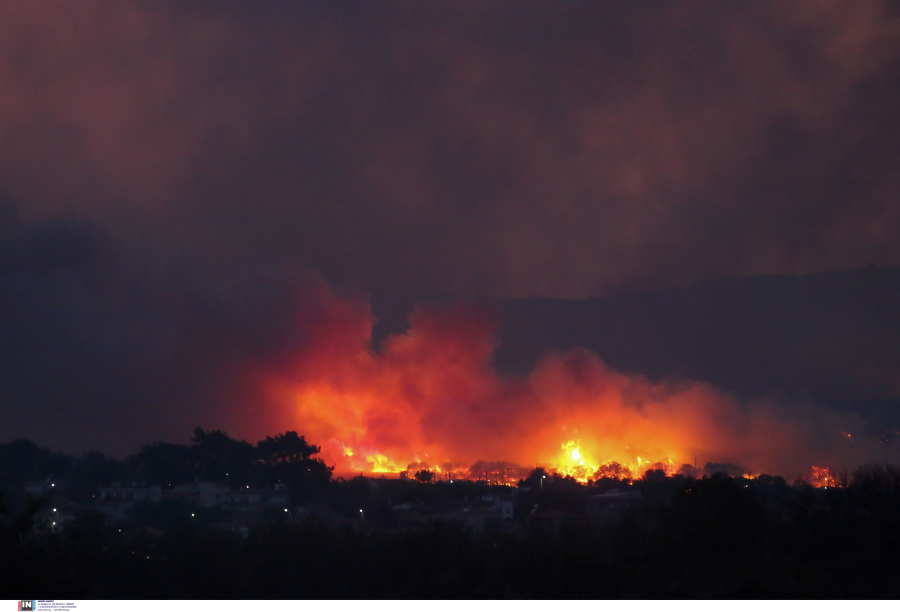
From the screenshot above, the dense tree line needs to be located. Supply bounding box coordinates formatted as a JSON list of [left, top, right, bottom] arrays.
[[1, 468, 899, 597], [0, 428, 332, 497], [2, 432, 900, 597]]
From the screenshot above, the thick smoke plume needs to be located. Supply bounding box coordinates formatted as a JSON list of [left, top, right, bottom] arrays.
[[2, 1, 900, 298], [2, 1, 899, 467], [262, 294, 890, 479]]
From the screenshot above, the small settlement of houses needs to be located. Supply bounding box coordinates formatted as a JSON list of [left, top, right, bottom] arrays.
[[15, 476, 647, 539]]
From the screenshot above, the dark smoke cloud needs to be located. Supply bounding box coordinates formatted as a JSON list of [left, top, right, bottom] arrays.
[[1, 1, 900, 454], [1, 1, 899, 298], [0, 199, 362, 454]]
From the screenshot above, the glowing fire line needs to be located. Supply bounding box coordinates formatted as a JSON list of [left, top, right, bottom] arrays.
[[325, 434, 686, 483], [259, 298, 886, 485]]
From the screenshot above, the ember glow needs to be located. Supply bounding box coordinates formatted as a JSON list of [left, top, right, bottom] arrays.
[[262, 294, 888, 481], [810, 466, 846, 488]]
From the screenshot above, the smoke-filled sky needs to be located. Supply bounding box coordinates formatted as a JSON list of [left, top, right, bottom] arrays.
[[2, 1, 900, 468]]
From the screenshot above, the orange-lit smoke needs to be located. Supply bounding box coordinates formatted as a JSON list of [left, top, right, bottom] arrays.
[[262, 292, 888, 481]]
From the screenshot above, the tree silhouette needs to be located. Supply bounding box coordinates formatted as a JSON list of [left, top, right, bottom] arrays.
[[0, 439, 72, 486], [519, 467, 550, 489], [255, 431, 319, 465], [128, 441, 194, 486], [254, 431, 332, 492], [592, 461, 632, 481], [190, 427, 254, 482], [67, 451, 130, 502]]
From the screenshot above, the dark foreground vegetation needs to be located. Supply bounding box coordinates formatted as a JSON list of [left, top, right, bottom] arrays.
[[2, 432, 900, 598]]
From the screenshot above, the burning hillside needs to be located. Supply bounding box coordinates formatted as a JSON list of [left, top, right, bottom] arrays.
[[260, 290, 890, 481]]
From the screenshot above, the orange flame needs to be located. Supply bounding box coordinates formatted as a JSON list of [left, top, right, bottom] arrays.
[[810, 466, 846, 488], [255, 295, 890, 480]]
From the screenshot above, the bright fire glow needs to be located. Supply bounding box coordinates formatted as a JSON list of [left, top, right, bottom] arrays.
[[257, 293, 889, 481], [810, 465, 846, 488]]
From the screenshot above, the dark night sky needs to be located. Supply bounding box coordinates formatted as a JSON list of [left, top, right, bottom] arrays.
[[2, 1, 900, 456]]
